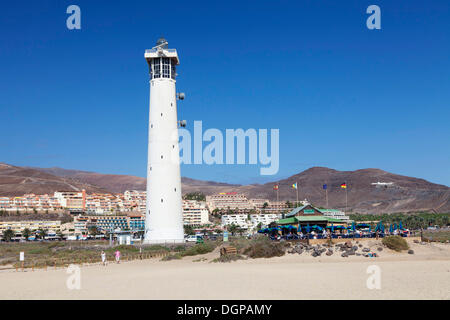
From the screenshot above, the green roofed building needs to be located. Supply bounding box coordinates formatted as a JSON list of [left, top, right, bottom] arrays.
[[276, 204, 347, 229]]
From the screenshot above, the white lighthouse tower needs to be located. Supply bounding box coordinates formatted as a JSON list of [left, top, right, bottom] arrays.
[[144, 38, 184, 244]]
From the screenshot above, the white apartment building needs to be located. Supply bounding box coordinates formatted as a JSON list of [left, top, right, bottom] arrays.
[[250, 213, 282, 227], [0, 220, 61, 233], [321, 209, 350, 221], [123, 190, 146, 213], [221, 214, 250, 229], [221, 213, 283, 230], [206, 193, 255, 213], [54, 191, 85, 210], [0, 197, 11, 209], [182, 200, 210, 226]]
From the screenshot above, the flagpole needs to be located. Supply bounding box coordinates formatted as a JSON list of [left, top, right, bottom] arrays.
[[277, 185, 279, 203], [296, 181, 298, 204], [326, 187, 328, 208], [345, 182, 348, 214]]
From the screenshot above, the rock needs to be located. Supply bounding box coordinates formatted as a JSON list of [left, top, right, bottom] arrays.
[[362, 248, 370, 252], [347, 250, 355, 255], [326, 250, 333, 256], [356, 253, 361, 256], [345, 241, 352, 248], [413, 240, 419, 244], [352, 246, 358, 251], [408, 250, 414, 254], [377, 247, 383, 251], [297, 249, 303, 255], [341, 252, 348, 258], [358, 244, 363, 248]]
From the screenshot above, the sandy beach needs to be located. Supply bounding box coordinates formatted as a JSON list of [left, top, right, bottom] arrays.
[[1, 239, 449, 300]]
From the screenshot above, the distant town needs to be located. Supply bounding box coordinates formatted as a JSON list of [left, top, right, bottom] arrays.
[[0, 190, 350, 241]]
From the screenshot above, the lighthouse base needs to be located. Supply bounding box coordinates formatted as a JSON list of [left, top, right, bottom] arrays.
[[143, 228, 185, 245]]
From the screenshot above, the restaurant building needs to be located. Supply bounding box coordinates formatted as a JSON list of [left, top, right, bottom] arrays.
[[276, 205, 347, 229]]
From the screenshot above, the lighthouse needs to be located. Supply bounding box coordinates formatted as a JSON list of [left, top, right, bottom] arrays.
[[144, 38, 184, 244]]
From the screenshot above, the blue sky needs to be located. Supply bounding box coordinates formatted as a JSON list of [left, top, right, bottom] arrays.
[[1, 0, 449, 186]]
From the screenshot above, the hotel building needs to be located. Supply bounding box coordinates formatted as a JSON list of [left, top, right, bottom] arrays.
[[182, 200, 210, 226]]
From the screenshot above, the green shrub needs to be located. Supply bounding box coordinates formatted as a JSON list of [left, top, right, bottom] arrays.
[[243, 237, 286, 258], [142, 245, 171, 252], [181, 243, 215, 257], [107, 245, 139, 254], [382, 236, 409, 252], [173, 245, 187, 252], [28, 247, 51, 255], [161, 254, 182, 261]]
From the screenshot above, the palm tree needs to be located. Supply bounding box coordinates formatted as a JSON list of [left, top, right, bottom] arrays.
[[56, 231, 64, 241], [3, 229, 15, 242], [184, 225, 195, 235], [262, 202, 268, 214], [38, 228, 48, 240], [228, 224, 238, 236], [22, 228, 32, 241], [88, 226, 100, 237]]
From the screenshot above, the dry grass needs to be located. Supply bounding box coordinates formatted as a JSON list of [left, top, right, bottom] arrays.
[[422, 229, 450, 243], [242, 236, 287, 258], [211, 254, 247, 263], [0, 241, 169, 269], [382, 236, 409, 252], [161, 241, 219, 261]]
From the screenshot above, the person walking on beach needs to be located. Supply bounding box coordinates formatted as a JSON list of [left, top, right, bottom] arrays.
[[115, 250, 121, 264], [101, 250, 107, 266]]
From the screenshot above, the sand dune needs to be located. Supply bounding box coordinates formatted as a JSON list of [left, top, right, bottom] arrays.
[[0, 240, 449, 300]]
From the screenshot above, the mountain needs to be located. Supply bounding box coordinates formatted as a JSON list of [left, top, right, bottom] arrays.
[[0, 163, 107, 196], [246, 167, 450, 214], [29, 167, 240, 194], [30, 167, 147, 193], [2, 163, 449, 214]]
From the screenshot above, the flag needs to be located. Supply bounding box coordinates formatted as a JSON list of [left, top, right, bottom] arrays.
[[292, 183, 297, 189], [273, 184, 279, 190], [340, 183, 347, 189], [323, 184, 327, 190]]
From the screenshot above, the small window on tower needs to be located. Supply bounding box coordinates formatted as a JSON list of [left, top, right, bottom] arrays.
[[162, 58, 170, 78], [153, 58, 161, 78]]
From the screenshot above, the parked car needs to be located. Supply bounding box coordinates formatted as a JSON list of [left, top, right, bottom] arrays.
[[185, 235, 198, 242]]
